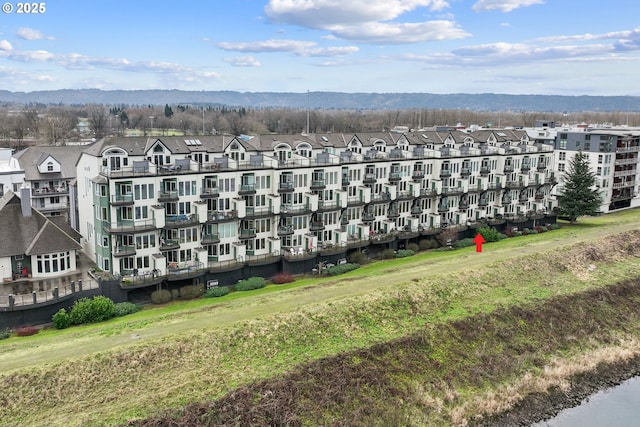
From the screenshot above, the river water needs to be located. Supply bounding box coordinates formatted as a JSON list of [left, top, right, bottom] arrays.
[[532, 376, 640, 426]]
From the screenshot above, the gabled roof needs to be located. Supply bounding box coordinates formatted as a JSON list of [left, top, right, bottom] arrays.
[[0, 191, 81, 257], [13, 145, 82, 181], [36, 152, 59, 167]]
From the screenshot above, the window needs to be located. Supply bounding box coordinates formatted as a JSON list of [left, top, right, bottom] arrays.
[[559, 152, 566, 161], [598, 154, 603, 164], [559, 141, 567, 149], [597, 167, 602, 175], [558, 163, 565, 172], [47, 162, 53, 172]]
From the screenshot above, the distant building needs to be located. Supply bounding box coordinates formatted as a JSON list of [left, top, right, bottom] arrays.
[[0, 148, 25, 196]]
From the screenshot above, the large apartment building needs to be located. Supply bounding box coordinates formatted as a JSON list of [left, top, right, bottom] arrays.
[[75, 129, 557, 279], [553, 127, 640, 213]]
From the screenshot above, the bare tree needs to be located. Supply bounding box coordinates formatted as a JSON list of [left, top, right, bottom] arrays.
[[43, 108, 77, 144], [88, 105, 108, 139]]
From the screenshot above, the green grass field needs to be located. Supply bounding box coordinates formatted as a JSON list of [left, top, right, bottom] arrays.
[[1, 210, 640, 426]]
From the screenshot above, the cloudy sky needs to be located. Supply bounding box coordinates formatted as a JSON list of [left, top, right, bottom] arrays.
[[0, 0, 638, 95]]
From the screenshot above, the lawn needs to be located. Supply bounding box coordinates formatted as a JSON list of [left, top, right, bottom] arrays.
[[1, 210, 640, 426]]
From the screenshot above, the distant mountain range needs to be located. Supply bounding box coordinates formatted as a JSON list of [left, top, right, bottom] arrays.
[[0, 89, 638, 112]]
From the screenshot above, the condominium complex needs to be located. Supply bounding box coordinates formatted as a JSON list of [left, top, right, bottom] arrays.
[[75, 129, 558, 278]]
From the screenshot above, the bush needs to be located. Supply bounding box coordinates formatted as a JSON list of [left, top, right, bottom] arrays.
[[406, 243, 420, 253], [52, 308, 71, 329], [171, 289, 179, 300], [324, 263, 360, 276], [529, 229, 539, 234], [272, 272, 295, 284], [204, 286, 230, 298], [514, 231, 523, 237], [395, 249, 415, 258], [476, 226, 503, 242], [549, 223, 561, 230], [69, 296, 115, 325], [380, 248, 396, 259], [522, 228, 531, 236], [234, 277, 266, 292], [16, 325, 38, 337], [453, 238, 475, 249], [418, 239, 438, 251], [348, 251, 370, 265], [0, 329, 10, 340], [113, 302, 141, 317], [151, 289, 172, 304], [437, 227, 458, 247], [179, 284, 205, 300]]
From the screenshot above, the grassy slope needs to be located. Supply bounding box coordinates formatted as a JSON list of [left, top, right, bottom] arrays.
[[1, 210, 640, 426]]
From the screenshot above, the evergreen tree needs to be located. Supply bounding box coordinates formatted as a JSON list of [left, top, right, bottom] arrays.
[[164, 104, 173, 118], [558, 151, 602, 223]]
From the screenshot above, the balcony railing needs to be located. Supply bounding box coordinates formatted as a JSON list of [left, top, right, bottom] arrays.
[[103, 218, 156, 234], [239, 228, 256, 239], [200, 187, 220, 198], [460, 167, 471, 177], [113, 245, 136, 257], [159, 238, 180, 250], [387, 209, 400, 219], [310, 179, 326, 189], [480, 166, 490, 176], [521, 163, 531, 172], [440, 169, 451, 179], [318, 200, 339, 211], [389, 172, 401, 182], [362, 212, 375, 221], [309, 221, 325, 231], [277, 225, 294, 236], [111, 194, 134, 205], [412, 170, 424, 181], [278, 182, 295, 193], [201, 233, 220, 244], [165, 213, 198, 227], [280, 204, 310, 215], [537, 162, 547, 171], [504, 165, 514, 173], [420, 189, 438, 197], [239, 184, 256, 194], [245, 206, 273, 217], [478, 198, 488, 207], [207, 210, 238, 222], [363, 173, 376, 184], [441, 186, 464, 196], [158, 190, 178, 202]]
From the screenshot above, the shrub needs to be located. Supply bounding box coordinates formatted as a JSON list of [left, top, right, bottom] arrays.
[[453, 238, 475, 249], [324, 263, 360, 276], [549, 223, 561, 230], [272, 272, 295, 284], [204, 286, 230, 298], [476, 226, 503, 242], [418, 239, 438, 251], [69, 296, 115, 325], [529, 229, 539, 234], [514, 231, 523, 237], [395, 249, 415, 258], [0, 329, 10, 340], [522, 228, 531, 236], [16, 325, 38, 337], [52, 308, 71, 329], [179, 284, 205, 300], [151, 289, 172, 305], [348, 251, 370, 265], [437, 227, 458, 247], [171, 289, 179, 300], [406, 243, 420, 253], [380, 248, 396, 259], [234, 277, 266, 292], [113, 302, 141, 317]]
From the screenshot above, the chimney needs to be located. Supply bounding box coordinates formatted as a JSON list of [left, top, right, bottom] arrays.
[[20, 187, 32, 217]]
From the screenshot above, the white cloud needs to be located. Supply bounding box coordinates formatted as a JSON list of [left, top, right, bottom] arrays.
[[264, 0, 465, 44], [328, 20, 469, 44], [472, 0, 544, 12], [16, 27, 54, 41], [0, 40, 12, 51], [224, 56, 262, 67], [218, 39, 359, 57]]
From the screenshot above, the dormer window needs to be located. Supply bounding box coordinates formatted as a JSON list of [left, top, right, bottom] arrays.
[[47, 162, 53, 172], [296, 143, 312, 158]]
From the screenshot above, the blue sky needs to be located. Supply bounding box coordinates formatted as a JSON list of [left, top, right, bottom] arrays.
[[0, 0, 638, 95]]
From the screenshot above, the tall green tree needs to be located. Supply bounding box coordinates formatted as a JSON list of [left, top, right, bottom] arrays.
[[164, 104, 173, 118], [558, 151, 602, 223]]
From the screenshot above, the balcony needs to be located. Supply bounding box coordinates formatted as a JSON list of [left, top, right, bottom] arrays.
[[397, 191, 413, 200], [200, 187, 220, 198], [480, 166, 490, 176], [505, 181, 525, 189], [389, 172, 401, 182], [372, 192, 392, 203], [239, 228, 256, 239], [364, 173, 376, 184], [310, 221, 325, 231], [545, 174, 558, 185], [362, 211, 375, 222], [318, 200, 340, 211], [438, 203, 449, 213], [442, 186, 464, 196], [111, 194, 134, 206], [159, 239, 179, 251], [537, 162, 547, 171], [280, 204, 311, 216], [411, 205, 423, 216], [459, 199, 469, 210], [460, 167, 471, 177], [521, 163, 531, 173], [488, 182, 503, 190], [347, 196, 366, 206], [342, 176, 351, 187], [277, 225, 294, 236], [478, 198, 488, 207], [535, 192, 544, 201], [501, 195, 512, 205], [201, 233, 220, 244], [440, 169, 451, 179], [165, 213, 199, 228], [614, 169, 637, 178], [412, 170, 424, 181], [207, 210, 237, 223], [278, 182, 295, 193], [504, 165, 514, 174], [310, 179, 326, 190], [103, 219, 155, 234], [420, 189, 438, 198], [387, 209, 400, 219], [518, 194, 529, 203], [245, 206, 273, 217], [419, 226, 440, 235], [370, 232, 397, 245], [158, 190, 178, 202], [113, 245, 136, 258], [238, 184, 256, 195]]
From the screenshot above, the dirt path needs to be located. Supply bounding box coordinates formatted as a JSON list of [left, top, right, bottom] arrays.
[[1, 215, 638, 372]]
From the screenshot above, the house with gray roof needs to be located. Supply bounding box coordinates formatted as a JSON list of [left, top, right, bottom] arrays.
[[0, 189, 81, 282]]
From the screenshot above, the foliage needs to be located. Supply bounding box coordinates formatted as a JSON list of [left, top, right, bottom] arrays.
[[549, 223, 561, 230], [204, 286, 230, 298], [271, 273, 295, 284], [234, 277, 267, 292], [52, 308, 71, 329], [70, 296, 115, 325], [418, 239, 438, 251], [558, 151, 602, 222], [395, 249, 415, 258], [476, 226, 503, 242], [348, 251, 370, 265], [379, 249, 396, 259], [179, 284, 205, 300], [453, 238, 475, 249], [113, 302, 142, 317], [0, 329, 11, 340], [323, 263, 360, 276], [406, 243, 419, 253], [151, 289, 173, 305], [171, 289, 179, 300], [437, 227, 458, 247], [16, 325, 39, 337]]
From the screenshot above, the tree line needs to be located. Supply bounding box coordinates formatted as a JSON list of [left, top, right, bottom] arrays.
[[1, 102, 639, 148]]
